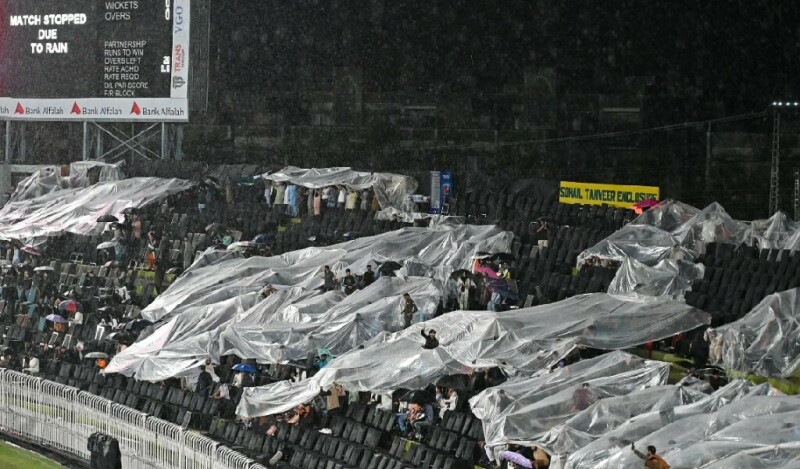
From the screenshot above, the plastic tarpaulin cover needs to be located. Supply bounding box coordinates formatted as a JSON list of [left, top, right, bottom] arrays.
[[0, 177, 192, 242], [469, 351, 671, 451], [540, 385, 709, 457], [706, 287, 800, 378], [236, 294, 710, 417], [106, 225, 512, 381], [7, 161, 125, 203], [578, 200, 748, 268], [565, 392, 799, 469], [607, 257, 705, 298], [261, 166, 418, 215]]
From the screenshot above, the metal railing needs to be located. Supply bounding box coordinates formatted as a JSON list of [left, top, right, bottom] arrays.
[[0, 369, 266, 469]]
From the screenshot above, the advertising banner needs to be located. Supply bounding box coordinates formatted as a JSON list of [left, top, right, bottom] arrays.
[[440, 171, 453, 214], [559, 180, 659, 208], [430, 171, 441, 214]]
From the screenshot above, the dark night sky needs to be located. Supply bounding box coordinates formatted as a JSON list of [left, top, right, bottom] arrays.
[[212, 0, 800, 115]]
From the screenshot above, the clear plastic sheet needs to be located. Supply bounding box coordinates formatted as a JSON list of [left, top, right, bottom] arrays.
[[105, 225, 512, 381], [579, 200, 748, 268], [0, 177, 193, 243], [706, 288, 800, 378], [607, 257, 705, 298], [540, 385, 709, 457], [564, 392, 800, 469], [469, 351, 671, 452], [261, 166, 418, 215], [7, 161, 125, 204], [236, 295, 710, 418]]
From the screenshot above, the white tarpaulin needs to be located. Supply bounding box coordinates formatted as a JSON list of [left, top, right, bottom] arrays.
[[261, 166, 418, 216], [7, 161, 125, 204], [607, 257, 705, 298], [236, 295, 710, 417], [564, 389, 795, 469], [469, 351, 672, 452], [707, 287, 800, 378], [0, 177, 192, 243], [105, 224, 512, 381]]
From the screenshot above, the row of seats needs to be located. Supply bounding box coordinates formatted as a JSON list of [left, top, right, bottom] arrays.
[[686, 243, 800, 326]]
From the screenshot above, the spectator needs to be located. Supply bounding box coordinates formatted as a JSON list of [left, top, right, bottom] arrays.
[[438, 388, 458, 418], [396, 402, 420, 436], [401, 293, 418, 328], [361, 264, 375, 288], [337, 186, 346, 209], [421, 327, 439, 349], [146, 231, 158, 271], [196, 365, 213, 397], [411, 402, 435, 440], [22, 354, 40, 375], [313, 190, 322, 217], [457, 273, 474, 311], [631, 443, 671, 469], [346, 189, 358, 212], [571, 383, 596, 412], [360, 189, 370, 211], [323, 266, 336, 292], [342, 269, 356, 295], [324, 383, 343, 415]]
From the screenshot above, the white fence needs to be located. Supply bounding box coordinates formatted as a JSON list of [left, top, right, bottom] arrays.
[[0, 369, 266, 469]]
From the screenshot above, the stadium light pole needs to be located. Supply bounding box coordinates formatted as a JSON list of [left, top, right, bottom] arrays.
[[768, 101, 798, 215]]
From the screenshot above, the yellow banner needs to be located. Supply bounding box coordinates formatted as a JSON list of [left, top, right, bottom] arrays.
[[558, 181, 660, 208]]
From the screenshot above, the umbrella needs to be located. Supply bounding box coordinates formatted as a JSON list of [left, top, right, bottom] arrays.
[[252, 234, 274, 245], [450, 269, 472, 279], [34, 266, 55, 272], [632, 198, 660, 215], [97, 214, 119, 223], [632, 198, 659, 210], [475, 265, 499, 279], [205, 223, 228, 234], [124, 319, 153, 332], [84, 352, 109, 359], [399, 389, 435, 405], [45, 314, 66, 323], [500, 451, 533, 469], [232, 363, 257, 374], [435, 374, 471, 390], [490, 252, 516, 263], [228, 241, 258, 251], [21, 246, 41, 256], [378, 261, 403, 275], [97, 240, 119, 250], [58, 300, 82, 313]]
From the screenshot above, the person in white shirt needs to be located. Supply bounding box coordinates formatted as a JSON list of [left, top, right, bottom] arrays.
[[70, 310, 83, 326], [439, 388, 459, 418], [23, 355, 40, 375], [337, 186, 346, 208]]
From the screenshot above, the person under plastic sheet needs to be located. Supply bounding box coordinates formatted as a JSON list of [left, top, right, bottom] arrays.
[[631, 443, 671, 469], [570, 383, 597, 412]]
